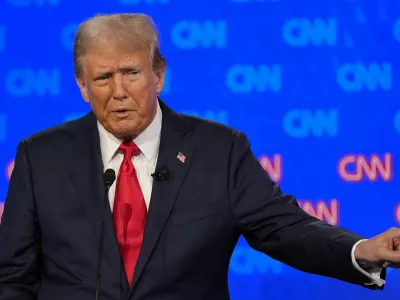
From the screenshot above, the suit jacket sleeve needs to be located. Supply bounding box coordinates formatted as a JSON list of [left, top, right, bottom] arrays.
[[0, 141, 40, 299], [228, 132, 385, 289]]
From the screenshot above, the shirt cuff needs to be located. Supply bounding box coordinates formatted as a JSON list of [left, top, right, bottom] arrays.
[[351, 239, 386, 287]]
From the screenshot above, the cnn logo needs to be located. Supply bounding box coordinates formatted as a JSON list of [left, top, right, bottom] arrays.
[[298, 199, 339, 226], [6, 159, 15, 181], [0, 203, 3, 223], [338, 153, 393, 182], [259, 154, 282, 182]]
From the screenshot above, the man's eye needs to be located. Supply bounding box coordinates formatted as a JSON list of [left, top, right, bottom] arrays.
[[96, 74, 110, 80]]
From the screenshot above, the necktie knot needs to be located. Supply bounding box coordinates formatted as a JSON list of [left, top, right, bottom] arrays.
[[118, 141, 140, 159]]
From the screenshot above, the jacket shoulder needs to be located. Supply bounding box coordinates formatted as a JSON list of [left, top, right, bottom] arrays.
[[179, 113, 241, 138], [176, 112, 248, 150], [22, 113, 92, 148]]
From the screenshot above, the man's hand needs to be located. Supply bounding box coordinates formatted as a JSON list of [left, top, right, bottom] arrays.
[[355, 227, 400, 268]]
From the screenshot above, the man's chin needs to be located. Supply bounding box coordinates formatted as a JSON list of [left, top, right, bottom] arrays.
[[110, 125, 142, 140], [102, 116, 146, 139]]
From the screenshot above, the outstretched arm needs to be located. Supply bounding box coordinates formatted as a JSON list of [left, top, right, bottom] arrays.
[[228, 132, 385, 289]]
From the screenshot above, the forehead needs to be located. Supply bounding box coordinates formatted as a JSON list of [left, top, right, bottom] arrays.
[[84, 42, 151, 68]]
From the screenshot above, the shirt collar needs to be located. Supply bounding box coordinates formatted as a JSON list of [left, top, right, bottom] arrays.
[[98, 100, 162, 166]]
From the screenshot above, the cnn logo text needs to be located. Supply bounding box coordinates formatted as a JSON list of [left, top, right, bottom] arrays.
[[338, 153, 393, 182], [298, 199, 339, 226]]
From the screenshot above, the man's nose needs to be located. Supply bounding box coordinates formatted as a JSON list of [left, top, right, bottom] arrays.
[[111, 74, 128, 100]]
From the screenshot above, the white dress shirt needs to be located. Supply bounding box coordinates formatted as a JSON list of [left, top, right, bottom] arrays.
[[98, 101, 162, 212], [96, 100, 384, 287]]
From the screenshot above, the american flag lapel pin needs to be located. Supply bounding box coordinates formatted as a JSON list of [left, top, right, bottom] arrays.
[[176, 152, 186, 163]]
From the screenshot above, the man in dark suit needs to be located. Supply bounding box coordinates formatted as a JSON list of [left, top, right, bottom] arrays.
[[0, 13, 400, 300]]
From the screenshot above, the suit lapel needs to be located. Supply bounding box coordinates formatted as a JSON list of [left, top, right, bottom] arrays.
[[130, 102, 195, 291], [63, 113, 122, 280]]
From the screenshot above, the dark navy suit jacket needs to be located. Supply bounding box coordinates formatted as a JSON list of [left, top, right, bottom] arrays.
[[0, 101, 384, 299]]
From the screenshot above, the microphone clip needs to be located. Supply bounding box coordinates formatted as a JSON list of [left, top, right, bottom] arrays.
[[151, 166, 169, 181]]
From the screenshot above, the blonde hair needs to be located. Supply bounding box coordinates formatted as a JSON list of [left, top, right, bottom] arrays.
[[73, 13, 166, 78]]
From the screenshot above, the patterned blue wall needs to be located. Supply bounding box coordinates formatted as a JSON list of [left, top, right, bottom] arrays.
[[0, 0, 399, 299]]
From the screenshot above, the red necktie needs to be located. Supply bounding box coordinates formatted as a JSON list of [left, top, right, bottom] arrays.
[[113, 141, 147, 287]]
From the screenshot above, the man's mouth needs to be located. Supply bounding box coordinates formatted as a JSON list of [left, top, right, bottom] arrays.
[[113, 108, 132, 112], [112, 109, 133, 118]]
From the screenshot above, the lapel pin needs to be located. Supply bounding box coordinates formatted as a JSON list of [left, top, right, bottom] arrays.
[[176, 152, 186, 163]]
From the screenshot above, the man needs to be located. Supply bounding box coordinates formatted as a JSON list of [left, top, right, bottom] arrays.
[[0, 13, 399, 300]]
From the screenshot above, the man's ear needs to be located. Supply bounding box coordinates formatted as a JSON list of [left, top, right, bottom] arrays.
[[75, 76, 90, 103], [155, 68, 165, 95]]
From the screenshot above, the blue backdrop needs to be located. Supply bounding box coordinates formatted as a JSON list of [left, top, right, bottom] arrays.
[[0, 0, 399, 299]]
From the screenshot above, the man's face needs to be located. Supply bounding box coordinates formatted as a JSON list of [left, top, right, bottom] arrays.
[[76, 42, 165, 139]]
